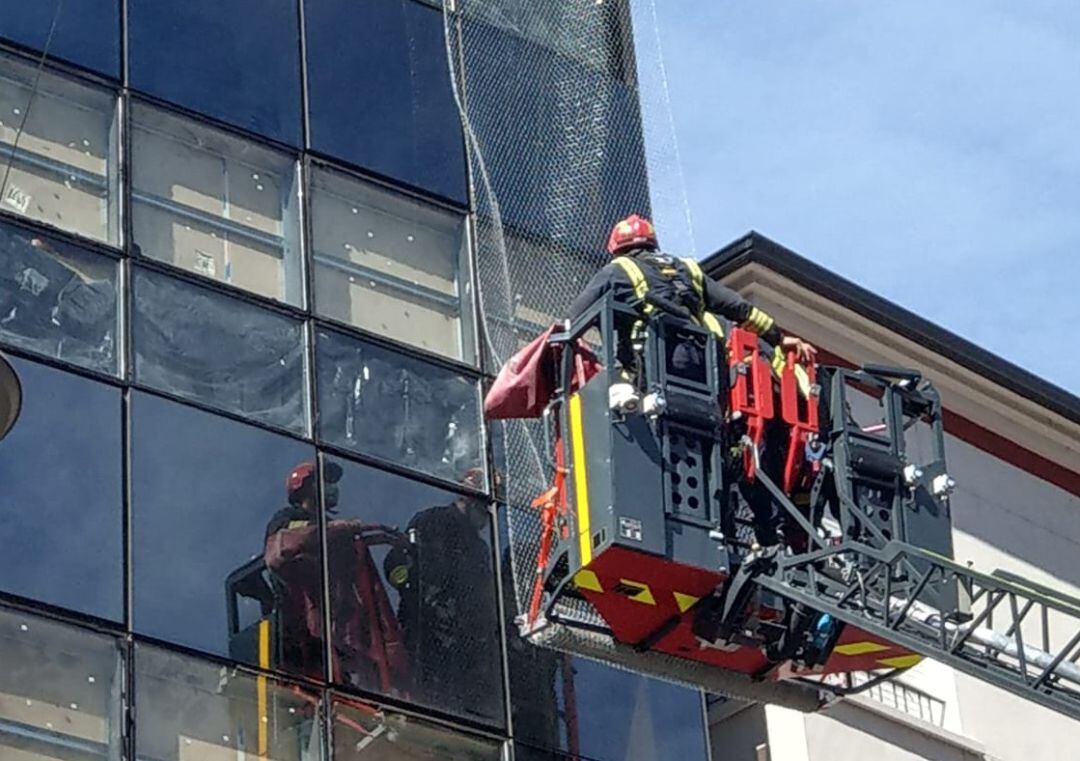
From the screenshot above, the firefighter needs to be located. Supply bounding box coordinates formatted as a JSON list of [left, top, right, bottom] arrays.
[[567, 214, 816, 378], [383, 466, 502, 720], [264, 461, 410, 692], [566, 215, 817, 546]]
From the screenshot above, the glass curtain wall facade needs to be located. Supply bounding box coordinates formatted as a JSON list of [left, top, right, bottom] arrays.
[[0, 2, 710, 760]]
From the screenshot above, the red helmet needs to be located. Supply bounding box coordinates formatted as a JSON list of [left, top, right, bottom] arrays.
[[607, 214, 658, 256]]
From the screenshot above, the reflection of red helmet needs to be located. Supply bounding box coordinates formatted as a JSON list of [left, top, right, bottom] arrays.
[[287, 461, 342, 504], [607, 214, 657, 256]]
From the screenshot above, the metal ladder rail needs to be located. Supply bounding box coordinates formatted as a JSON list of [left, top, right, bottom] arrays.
[[754, 539, 1080, 722]]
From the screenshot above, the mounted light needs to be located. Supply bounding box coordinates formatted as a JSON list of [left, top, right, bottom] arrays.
[[0, 354, 21, 442]]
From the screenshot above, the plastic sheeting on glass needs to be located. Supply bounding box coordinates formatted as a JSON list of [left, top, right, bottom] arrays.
[[310, 164, 474, 363], [0, 356, 123, 621], [132, 267, 307, 433], [131, 391, 318, 675], [135, 644, 324, 761], [332, 697, 503, 760], [131, 102, 304, 306], [0, 605, 124, 761], [0, 221, 119, 374], [0, 50, 120, 244], [315, 328, 483, 485], [323, 457, 504, 727]]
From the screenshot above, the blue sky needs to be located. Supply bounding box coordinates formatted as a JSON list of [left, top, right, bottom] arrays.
[[649, 1, 1079, 395]]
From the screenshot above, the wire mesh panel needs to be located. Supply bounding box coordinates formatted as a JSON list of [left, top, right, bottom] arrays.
[[441, 1, 691, 632]]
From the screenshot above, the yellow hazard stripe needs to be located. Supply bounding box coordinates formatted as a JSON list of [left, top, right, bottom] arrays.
[[574, 569, 603, 592], [674, 591, 700, 613], [619, 579, 657, 605], [878, 654, 923, 669], [569, 394, 593, 566], [257, 619, 270, 757], [834, 641, 891, 656]]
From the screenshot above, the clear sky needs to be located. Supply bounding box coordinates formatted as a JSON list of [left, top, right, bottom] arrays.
[[649, 1, 1079, 395]]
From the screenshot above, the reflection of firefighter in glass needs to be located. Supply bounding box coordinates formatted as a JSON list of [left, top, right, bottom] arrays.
[[262, 461, 411, 695], [383, 467, 502, 719]]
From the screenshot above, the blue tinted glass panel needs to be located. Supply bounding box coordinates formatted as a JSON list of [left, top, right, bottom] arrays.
[[306, 0, 466, 203], [324, 457, 503, 726], [128, 0, 301, 145], [509, 653, 709, 761], [131, 392, 319, 677], [0, 1, 120, 78], [0, 356, 122, 620]]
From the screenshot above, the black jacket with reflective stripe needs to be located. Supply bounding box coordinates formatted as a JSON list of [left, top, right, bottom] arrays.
[[566, 249, 782, 344]]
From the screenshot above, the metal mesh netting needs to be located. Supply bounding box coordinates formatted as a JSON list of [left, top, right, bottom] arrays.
[[441, 1, 692, 628]]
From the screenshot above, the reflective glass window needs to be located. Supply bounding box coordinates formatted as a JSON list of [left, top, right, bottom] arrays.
[[311, 166, 474, 363], [132, 268, 308, 433], [332, 697, 503, 760], [131, 103, 303, 306], [305, 0, 466, 203], [131, 392, 320, 677], [0, 50, 119, 243], [508, 650, 710, 761], [0, 356, 122, 620], [135, 644, 323, 761], [128, 0, 302, 146], [0, 1, 121, 78], [315, 329, 483, 484], [0, 606, 124, 761], [0, 220, 119, 374], [323, 457, 503, 726]]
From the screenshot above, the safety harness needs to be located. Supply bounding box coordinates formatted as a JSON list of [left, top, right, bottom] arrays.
[[611, 254, 727, 339]]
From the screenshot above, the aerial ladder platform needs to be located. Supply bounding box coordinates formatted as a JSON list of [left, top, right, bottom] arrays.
[[488, 293, 1080, 720]]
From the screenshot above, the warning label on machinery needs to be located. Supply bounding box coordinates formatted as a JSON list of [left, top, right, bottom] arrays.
[[619, 517, 643, 542]]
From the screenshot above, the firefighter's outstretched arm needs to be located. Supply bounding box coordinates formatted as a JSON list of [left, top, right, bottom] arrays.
[[702, 278, 817, 362]]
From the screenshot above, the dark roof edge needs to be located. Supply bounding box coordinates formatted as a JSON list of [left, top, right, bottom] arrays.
[[703, 231, 1080, 427]]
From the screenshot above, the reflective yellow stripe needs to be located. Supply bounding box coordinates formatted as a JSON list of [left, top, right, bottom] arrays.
[[745, 306, 775, 335], [701, 312, 725, 338], [612, 256, 654, 314], [771, 345, 786, 375], [569, 394, 593, 566], [682, 257, 705, 293], [793, 363, 812, 398], [257, 619, 270, 757], [681, 257, 724, 339]]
